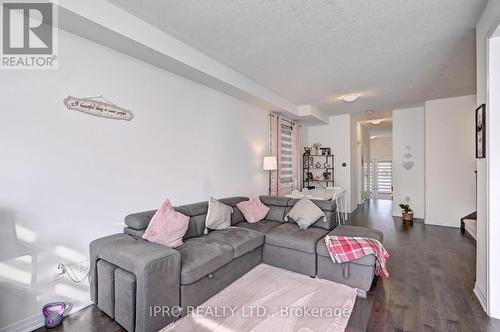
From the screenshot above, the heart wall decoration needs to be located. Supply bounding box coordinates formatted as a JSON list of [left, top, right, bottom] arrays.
[[403, 161, 414, 170], [402, 145, 414, 170]]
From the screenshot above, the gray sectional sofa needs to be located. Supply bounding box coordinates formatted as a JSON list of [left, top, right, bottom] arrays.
[[89, 196, 382, 332]]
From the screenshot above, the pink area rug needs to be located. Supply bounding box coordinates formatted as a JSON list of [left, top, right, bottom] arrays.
[[162, 264, 357, 332]]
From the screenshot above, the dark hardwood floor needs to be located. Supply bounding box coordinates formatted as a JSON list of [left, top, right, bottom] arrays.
[[34, 199, 500, 332]]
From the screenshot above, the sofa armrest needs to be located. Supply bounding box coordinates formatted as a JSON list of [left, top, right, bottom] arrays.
[[89, 234, 181, 332]]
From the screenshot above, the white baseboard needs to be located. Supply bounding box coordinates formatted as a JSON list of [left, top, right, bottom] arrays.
[[474, 283, 487, 312], [464, 219, 477, 240], [0, 303, 92, 332], [0, 313, 43, 332]]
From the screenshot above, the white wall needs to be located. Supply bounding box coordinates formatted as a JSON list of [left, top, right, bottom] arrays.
[[306, 114, 352, 211], [0, 29, 269, 330], [476, 0, 500, 317], [424, 96, 476, 228], [370, 137, 393, 160], [392, 107, 425, 219]]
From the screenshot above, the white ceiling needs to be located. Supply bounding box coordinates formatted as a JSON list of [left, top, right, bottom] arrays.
[[108, 0, 486, 116]]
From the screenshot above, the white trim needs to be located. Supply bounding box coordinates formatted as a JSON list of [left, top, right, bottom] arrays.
[[474, 283, 488, 312], [0, 303, 92, 332], [0, 313, 43, 332]]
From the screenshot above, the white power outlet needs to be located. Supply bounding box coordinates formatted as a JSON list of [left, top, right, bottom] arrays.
[[53, 264, 65, 281]]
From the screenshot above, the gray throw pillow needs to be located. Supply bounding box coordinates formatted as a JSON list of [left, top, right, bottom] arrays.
[[204, 197, 233, 234], [284, 198, 326, 229]]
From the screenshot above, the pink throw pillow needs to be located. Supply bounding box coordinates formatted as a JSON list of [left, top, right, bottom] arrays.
[[236, 197, 270, 223], [142, 199, 189, 248]]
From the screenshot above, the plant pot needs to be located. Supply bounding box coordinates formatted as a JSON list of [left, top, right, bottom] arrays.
[[402, 211, 414, 221]]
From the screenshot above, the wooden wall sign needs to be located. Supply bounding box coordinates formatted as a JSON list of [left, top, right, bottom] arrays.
[[63, 96, 133, 121]]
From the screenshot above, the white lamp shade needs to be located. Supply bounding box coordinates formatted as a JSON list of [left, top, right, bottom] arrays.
[[263, 156, 277, 170]]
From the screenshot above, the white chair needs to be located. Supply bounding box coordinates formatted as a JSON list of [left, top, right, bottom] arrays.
[[331, 188, 348, 225]]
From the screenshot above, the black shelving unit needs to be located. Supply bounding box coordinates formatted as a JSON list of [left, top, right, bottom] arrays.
[[303, 154, 335, 189]]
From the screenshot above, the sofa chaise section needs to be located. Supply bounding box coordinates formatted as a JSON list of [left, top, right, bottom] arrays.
[[89, 234, 181, 332], [260, 196, 338, 276], [316, 225, 384, 297]]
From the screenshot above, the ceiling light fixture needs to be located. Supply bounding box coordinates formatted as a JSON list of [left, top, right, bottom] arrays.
[[366, 109, 375, 114], [369, 119, 383, 125], [370, 136, 377, 140], [340, 93, 360, 102]]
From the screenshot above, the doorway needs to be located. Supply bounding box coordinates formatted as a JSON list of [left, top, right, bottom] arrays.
[[367, 118, 393, 200]]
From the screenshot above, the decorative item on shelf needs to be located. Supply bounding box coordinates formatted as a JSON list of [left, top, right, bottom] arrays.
[[306, 172, 314, 181], [304, 147, 311, 155], [324, 162, 331, 168], [315, 161, 322, 168], [323, 171, 331, 181], [399, 203, 414, 222], [63, 95, 133, 121], [319, 147, 331, 155], [312, 142, 322, 155], [476, 104, 486, 159]]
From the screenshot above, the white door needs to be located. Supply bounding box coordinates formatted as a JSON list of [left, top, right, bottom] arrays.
[[370, 159, 393, 200]]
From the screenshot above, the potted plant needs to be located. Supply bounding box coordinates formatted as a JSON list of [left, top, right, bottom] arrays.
[[399, 203, 414, 221]]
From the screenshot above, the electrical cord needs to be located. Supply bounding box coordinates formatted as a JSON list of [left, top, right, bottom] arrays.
[[58, 234, 131, 284], [57, 263, 90, 283]]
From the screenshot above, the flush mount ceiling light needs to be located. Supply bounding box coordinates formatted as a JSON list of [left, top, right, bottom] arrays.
[[366, 109, 375, 114], [369, 119, 383, 125], [340, 93, 361, 102], [370, 136, 377, 140]]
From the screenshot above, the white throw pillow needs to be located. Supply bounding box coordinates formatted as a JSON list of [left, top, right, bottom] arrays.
[[204, 197, 233, 234], [284, 198, 326, 229]]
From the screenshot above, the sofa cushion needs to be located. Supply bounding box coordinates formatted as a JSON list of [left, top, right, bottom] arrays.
[[142, 199, 189, 248], [175, 202, 209, 239], [236, 197, 270, 223], [235, 220, 282, 234], [176, 237, 234, 284], [204, 197, 233, 234], [219, 197, 249, 225], [205, 227, 264, 258], [316, 225, 384, 266], [259, 195, 290, 222], [266, 223, 329, 254], [284, 198, 326, 229], [125, 210, 156, 230]]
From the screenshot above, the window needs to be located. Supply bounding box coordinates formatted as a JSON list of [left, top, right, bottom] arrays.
[[269, 114, 299, 196], [280, 119, 293, 195], [370, 160, 392, 198]]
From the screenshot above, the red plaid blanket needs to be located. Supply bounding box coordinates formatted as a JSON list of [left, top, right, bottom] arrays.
[[324, 235, 390, 278]]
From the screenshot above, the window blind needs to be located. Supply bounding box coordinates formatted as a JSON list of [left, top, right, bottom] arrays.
[[370, 160, 392, 195], [280, 118, 293, 195]]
